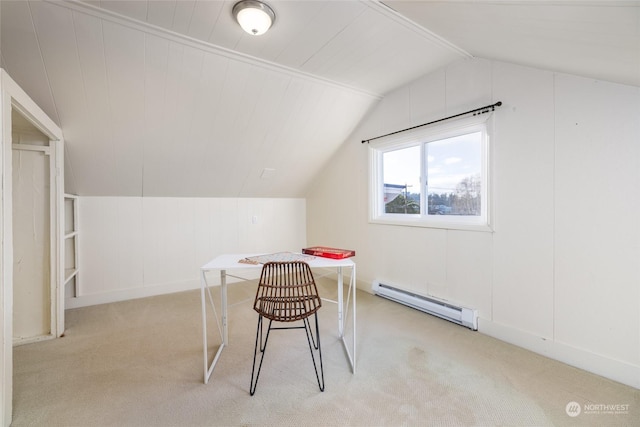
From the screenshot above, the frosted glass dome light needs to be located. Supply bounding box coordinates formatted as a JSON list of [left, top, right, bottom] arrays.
[[233, 1, 276, 36]]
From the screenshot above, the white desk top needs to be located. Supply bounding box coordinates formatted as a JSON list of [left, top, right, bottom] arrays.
[[201, 253, 355, 271]]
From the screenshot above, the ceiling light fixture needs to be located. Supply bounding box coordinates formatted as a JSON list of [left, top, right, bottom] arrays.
[[233, 0, 275, 36]]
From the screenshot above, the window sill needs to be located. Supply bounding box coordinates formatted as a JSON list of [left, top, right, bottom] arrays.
[[369, 216, 493, 232]]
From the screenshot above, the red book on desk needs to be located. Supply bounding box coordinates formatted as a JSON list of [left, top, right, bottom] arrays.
[[302, 246, 355, 259]]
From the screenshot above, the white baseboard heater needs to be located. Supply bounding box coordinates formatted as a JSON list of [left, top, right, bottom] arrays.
[[372, 281, 478, 330]]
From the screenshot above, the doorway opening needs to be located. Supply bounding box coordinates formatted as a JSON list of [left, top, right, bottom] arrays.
[[11, 110, 59, 345]]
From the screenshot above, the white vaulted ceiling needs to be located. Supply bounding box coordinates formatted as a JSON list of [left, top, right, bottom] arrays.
[[1, 1, 638, 197], [387, 1, 640, 88]]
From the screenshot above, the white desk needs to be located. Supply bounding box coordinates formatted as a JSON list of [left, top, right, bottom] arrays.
[[200, 253, 356, 384]]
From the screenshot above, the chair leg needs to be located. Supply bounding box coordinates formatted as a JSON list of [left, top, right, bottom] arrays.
[[304, 312, 325, 392], [249, 315, 273, 395], [250, 314, 324, 394], [304, 317, 319, 350]]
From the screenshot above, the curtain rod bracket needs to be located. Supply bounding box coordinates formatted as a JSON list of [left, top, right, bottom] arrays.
[[361, 101, 502, 144]]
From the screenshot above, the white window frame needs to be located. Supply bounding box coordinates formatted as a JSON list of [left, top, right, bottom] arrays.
[[368, 113, 493, 232]]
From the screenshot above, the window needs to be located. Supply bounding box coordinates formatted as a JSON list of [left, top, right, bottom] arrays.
[[369, 115, 492, 231]]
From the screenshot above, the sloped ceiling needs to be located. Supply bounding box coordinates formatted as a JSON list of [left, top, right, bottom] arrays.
[[0, 0, 466, 197], [1, 1, 638, 197], [386, 1, 640, 88]]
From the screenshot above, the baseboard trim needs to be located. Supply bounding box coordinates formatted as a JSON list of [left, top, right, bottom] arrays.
[[480, 319, 639, 390], [64, 270, 261, 309], [64, 279, 201, 309]]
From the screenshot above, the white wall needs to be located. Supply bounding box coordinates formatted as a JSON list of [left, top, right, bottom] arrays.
[[306, 58, 640, 389], [70, 197, 306, 308]]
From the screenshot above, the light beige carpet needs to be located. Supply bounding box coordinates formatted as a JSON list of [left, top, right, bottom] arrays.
[[12, 277, 639, 426]]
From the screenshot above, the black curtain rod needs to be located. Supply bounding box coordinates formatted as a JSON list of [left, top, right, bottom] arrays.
[[361, 101, 502, 144]]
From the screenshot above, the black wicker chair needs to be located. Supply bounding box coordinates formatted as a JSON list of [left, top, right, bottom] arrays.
[[249, 261, 325, 395]]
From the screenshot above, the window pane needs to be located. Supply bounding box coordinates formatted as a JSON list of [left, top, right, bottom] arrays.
[[370, 117, 490, 230], [382, 146, 421, 214], [427, 132, 482, 216]]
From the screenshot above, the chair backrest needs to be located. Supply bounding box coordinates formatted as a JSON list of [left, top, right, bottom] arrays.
[[253, 261, 322, 322]]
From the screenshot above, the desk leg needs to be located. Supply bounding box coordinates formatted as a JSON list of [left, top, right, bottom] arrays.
[[221, 270, 228, 345], [337, 266, 344, 337], [351, 264, 357, 373], [200, 270, 208, 383], [337, 265, 357, 373], [201, 270, 227, 384]]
